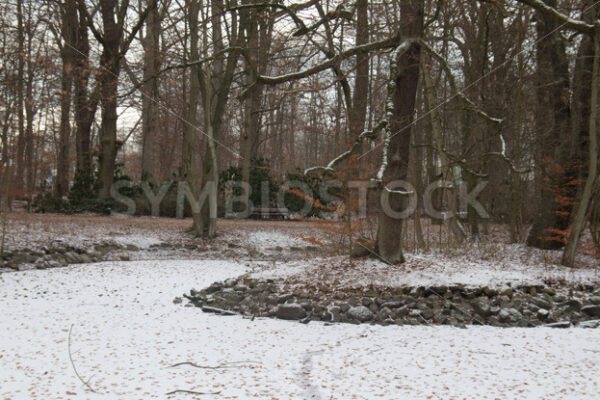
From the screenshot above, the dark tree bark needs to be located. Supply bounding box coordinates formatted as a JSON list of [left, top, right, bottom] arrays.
[[240, 1, 273, 206], [15, 0, 25, 195], [526, 0, 572, 249], [348, 0, 369, 141], [56, 0, 78, 197], [73, 0, 98, 174], [140, 0, 161, 182], [375, 0, 424, 264], [93, 0, 156, 199]]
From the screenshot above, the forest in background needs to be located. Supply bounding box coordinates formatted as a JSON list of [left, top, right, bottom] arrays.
[[0, 0, 598, 266]]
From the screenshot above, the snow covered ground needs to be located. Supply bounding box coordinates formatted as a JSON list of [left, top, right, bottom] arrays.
[[1, 259, 599, 399], [252, 253, 600, 290]]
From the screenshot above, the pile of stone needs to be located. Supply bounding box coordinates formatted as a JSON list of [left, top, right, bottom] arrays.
[[184, 277, 600, 328], [0, 242, 141, 272]]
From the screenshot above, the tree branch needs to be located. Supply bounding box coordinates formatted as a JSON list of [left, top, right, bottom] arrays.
[[515, 0, 595, 35], [257, 34, 407, 85]]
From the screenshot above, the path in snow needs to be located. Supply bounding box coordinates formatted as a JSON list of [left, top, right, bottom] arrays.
[[1, 260, 599, 399]]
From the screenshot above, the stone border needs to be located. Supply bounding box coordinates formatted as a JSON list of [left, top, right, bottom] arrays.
[[184, 276, 600, 328], [0, 242, 175, 272]]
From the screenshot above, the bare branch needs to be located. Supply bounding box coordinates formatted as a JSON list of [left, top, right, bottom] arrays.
[[68, 325, 99, 394], [258, 35, 408, 85], [166, 389, 221, 396], [304, 120, 387, 176], [514, 0, 595, 35], [420, 40, 503, 125]]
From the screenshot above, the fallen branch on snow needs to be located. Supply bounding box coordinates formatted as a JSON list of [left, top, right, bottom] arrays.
[[166, 389, 221, 396], [68, 324, 100, 393], [168, 360, 260, 369]]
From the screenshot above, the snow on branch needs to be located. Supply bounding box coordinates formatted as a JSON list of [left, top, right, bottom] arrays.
[[304, 120, 387, 176], [383, 186, 413, 196], [258, 35, 410, 85], [375, 125, 391, 182], [515, 0, 595, 35], [374, 40, 416, 184]]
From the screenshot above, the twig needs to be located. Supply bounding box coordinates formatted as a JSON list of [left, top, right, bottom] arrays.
[[166, 389, 221, 396], [168, 360, 260, 369], [68, 324, 99, 393]]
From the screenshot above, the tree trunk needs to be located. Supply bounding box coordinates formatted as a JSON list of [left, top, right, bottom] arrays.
[[184, 0, 202, 234], [15, 0, 25, 196], [141, 2, 161, 182], [56, 0, 78, 197], [348, 0, 369, 142], [562, 27, 600, 267], [422, 55, 466, 243], [375, 0, 424, 264], [240, 2, 273, 208], [74, 0, 97, 174], [526, 0, 572, 249]]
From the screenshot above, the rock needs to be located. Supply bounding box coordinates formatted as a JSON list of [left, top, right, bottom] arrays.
[[216, 289, 245, 306], [543, 287, 556, 296], [381, 300, 403, 309], [500, 287, 513, 298], [378, 307, 393, 320], [346, 305, 374, 322], [410, 309, 426, 319], [564, 299, 582, 312], [173, 297, 182, 304], [119, 255, 130, 261], [205, 283, 223, 294], [275, 303, 307, 320], [327, 306, 341, 322], [581, 305, 600, 317], [578, 319, 600, 328], [78, 253, 93, 263], [588, 296, 600, 305], [499, 308, 522, 323], [224, 278, 238, 287], [234, 284, 248, 292], [537, 308, 549, 320], [368, 302, 379, 313], [393, 305, 409, 318], [545, 321, 571, 328], [531, 296, 553, 310], [276, 293, 293, 304], [471, 297, 491, 317]]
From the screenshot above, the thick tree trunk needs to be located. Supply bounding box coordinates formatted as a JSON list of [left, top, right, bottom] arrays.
[[348, 0, 369, 142], [183, 0, 203, 235], [526, 0, 572, 249], [375, 0, 423, 264], [240, 2, 273, 208], [15, 0, 25, 195], [562, 27, 600, 267], [141, 3, 161, 182], [97, 58, 121, 200], [74, 0, 97, 174], [56, 0, 78, 197]]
